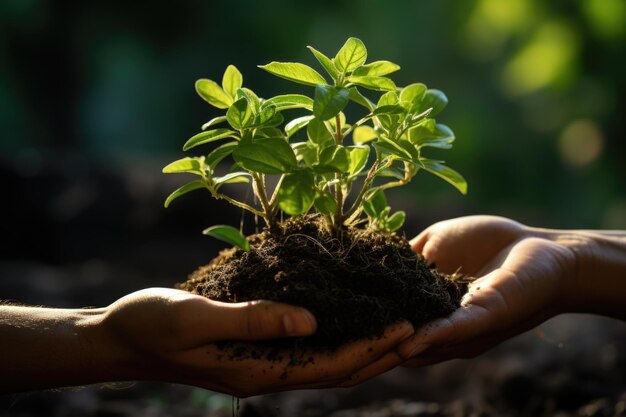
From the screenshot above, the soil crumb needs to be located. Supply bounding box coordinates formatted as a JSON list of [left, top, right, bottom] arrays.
[[179, 215, 467, 348]]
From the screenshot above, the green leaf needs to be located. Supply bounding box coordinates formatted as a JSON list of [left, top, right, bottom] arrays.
[[314, 190, 338, 216], [162, 157, 204, 175], [222, 65, 243, 99], [259, 62, 326, 86], [347, 76, 396, 91], [226, 97, 253, 130], [239, 88, 262, 114], [205, 142, 238, 168], [419, 124, 455, 149], [263, 94, 314, 111], [418, 89, 448, 117], [307, 46, 340, 80], [250, 104, 276, 127], [292, 142, 318, 166], [375, 166, 405, 180], [164, 180, 206, 208], [195, 79, 233, 109], [213, 171, 251, 187], [183, 128, 238, 151], [373, 138, 418, 162], [202, 225, 250, 251], [386, 211, 405, 232], [433, 124, 455, 141], [285, 115, 315, 138], [378, 91, 399, 107], [421, 159, 467, 195], [313, 85, 350, 121], [277, 170, 315, 215], [363, 188, 387, 218], [202, 116, 227, 130], [307, 118, 334, 146], [347, 145, 370, 176], [373, 141, 409, 161], [399, 83, 427, 112], [334, 37, 367, 73], [353, 125, 377, 143], [233, 137, 297, 174], [263, 112, 285, 128], [348, 87, 375, 111], [352, 60, 400, 77], [373, 104, 406, 116], [254, 127, 283, 138], [316, 145, 350, 172], [407, 119, 436, 145]]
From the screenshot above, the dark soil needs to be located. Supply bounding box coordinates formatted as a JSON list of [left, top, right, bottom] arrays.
[[179, 215, 468, 347]]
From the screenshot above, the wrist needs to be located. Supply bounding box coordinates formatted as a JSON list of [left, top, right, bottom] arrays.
[[77, 307, 145, 384]]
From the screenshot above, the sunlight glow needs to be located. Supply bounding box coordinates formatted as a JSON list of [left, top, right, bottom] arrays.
[[502, 22, 579, 96], [582, 0, 626, 40], [465, 0, 534, 58]]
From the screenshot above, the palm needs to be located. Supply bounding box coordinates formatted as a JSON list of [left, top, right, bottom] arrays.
[[399, 216, 575, 366], [103, 288, 414, 396]]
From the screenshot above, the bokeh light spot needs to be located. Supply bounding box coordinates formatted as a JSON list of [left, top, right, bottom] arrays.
[[558, 119, 604, 167], [465, 0, 534, 59], [502, 22, 579, 96], [581, 0, 626, 40]]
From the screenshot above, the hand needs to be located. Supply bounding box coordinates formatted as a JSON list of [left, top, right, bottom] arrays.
[[397, 216, 576, 367], [101, 288, 414, 396]]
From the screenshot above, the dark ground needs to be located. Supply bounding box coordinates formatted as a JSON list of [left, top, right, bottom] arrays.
[[1, 154, 625, 417]]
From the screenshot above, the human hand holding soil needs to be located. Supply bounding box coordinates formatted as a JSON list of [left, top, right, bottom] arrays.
[[102, 288, 414, 396], [398, 215, 626, 367], [0, 288, 414, 396]]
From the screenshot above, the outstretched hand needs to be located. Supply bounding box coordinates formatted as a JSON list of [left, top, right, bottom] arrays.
[[101, 288, 414, 396], [398, 216, 577, 366]]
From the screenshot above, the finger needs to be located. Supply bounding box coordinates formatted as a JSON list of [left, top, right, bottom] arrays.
[[185, 298, 317, 342], [397, 298, 500, 360], [400, 305, 552, 367], [337, 350, 404, 387], [410, 229, 431, 254], [277, 321, 414, 385], [172, 321, 413, 396]]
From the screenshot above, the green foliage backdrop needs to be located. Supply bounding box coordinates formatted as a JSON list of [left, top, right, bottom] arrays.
[[1, 0, 624, 229]]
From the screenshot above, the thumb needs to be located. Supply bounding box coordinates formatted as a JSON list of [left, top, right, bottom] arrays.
[[200, 299, 318, 341]]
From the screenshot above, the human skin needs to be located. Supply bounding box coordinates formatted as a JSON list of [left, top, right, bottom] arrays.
[[398, 215, 626, 366], [0, 288, 413, 396]]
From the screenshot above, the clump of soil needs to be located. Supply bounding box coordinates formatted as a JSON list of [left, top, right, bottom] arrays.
[[179, 215, 467, 347]]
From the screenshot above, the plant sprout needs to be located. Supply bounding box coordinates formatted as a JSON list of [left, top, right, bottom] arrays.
[[163, 37, 466, 250]]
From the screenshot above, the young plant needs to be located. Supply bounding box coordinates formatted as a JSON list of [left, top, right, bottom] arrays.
[[163, 37, 467, 250]]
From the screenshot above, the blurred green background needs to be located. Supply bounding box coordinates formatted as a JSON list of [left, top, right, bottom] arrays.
[[1, 0, 625, 232], [0, 2, 625, 414]]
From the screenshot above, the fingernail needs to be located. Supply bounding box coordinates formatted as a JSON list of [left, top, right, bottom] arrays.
[[283, 310, 317, 336], [408, 343, 430, 357]]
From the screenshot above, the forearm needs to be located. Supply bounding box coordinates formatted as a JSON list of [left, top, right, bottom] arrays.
[[0, 306, 134, 393], [537, 228, 626, 319]]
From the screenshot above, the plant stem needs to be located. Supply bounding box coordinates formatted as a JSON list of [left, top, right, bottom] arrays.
[[211, 191, 265, 218], [333, 114, 344, 230], [376, 162, 414, 191], [344, 160, 380, 223], [251, 173, 277, 230], [268, 174, 285, 208]]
